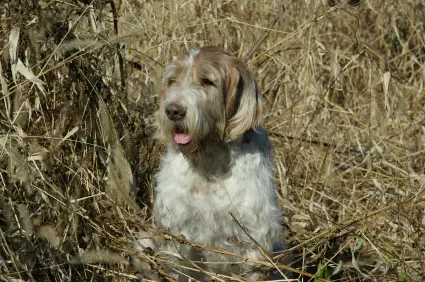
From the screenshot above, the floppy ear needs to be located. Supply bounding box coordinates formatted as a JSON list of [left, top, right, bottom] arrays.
[[224, 60, 263, 141]]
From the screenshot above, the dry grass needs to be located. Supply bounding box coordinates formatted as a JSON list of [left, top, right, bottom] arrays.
[[1, 0, 424, 281]]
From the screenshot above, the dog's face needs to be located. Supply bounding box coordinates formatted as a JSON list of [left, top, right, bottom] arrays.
[[156, 46, 263, 152]]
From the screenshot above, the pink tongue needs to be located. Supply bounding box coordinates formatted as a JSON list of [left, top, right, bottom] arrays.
[[173, 133, 192, 144]]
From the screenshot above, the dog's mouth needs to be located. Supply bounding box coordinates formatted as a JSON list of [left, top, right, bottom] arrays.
[[172, 125, 192, 145]]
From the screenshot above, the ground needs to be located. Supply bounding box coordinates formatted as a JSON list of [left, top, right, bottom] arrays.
[[0, 0, 424, 281]]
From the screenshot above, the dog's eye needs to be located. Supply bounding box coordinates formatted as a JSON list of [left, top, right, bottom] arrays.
[[168, 78, 177, 86], [200, 78, 215, 87]]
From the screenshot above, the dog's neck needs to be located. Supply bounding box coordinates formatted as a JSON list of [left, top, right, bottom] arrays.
[[178, 139, 232, 177]]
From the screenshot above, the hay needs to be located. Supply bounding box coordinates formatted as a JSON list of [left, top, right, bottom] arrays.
[[1, 0, 424, 281]]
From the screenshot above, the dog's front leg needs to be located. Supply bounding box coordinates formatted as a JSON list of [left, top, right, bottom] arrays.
[[132, 231, 210, 281]]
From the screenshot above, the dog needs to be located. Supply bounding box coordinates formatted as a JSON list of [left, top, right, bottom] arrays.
[[133, 46, 285, 281]]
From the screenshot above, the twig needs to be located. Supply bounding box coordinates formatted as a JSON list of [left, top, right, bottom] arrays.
[[106, 0, 126, 92]]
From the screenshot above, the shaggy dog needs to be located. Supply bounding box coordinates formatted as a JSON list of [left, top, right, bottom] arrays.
[[134, 46, 285, 281]]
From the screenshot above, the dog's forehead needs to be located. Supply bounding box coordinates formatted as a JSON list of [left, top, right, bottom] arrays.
[[163, 47, 236, 83], [189, 48, 200, 57], [183, 46, 230, 66], [183, 48, 200, 68], [163, 49, 199, 75]]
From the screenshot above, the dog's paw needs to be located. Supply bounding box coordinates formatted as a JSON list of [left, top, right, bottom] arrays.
[[133, 231, 157, 253], [129, 256, 161, 280], [131, 231, 156, 273], [246, 271, 265, 282], [130, 231, 162, 280], [129, 255, 150, 272]]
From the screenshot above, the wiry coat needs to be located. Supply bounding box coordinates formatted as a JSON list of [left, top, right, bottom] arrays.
[[134, 46, 284, 281]]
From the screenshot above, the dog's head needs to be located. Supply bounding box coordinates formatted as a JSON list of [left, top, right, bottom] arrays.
[[156, 46, 263, 152]]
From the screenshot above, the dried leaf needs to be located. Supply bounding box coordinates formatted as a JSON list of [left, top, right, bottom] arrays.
[[97, 98, 138, 209], [382, 71, 391, 111], [106, 143, 138, 209], [16, 59, 45, 93], [97, 98, 117, 144], [57, 126, 79, 147], [9, 26, 20, 63], [0, 61, 10, 118], [9, 27, 20, 83]]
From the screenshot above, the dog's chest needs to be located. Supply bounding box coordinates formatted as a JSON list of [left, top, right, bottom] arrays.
[[154, 151, 249, 242], [158, 164, 235, 215]]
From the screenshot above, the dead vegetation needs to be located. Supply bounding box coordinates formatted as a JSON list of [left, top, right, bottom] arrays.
[[0, 0, 424, 281]]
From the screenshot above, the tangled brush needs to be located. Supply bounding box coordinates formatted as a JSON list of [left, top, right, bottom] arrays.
[[0, 0, 424, 281]]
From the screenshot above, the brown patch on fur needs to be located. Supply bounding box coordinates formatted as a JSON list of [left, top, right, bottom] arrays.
[[190, 187, 200, 194], [194, 46, 264, 141], [225, 64, 240, 117]]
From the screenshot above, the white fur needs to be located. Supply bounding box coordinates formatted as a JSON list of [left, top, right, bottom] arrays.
[[156, 129, 280, 247], [136, 130, 282, 280], [186, 48, 200, 67]]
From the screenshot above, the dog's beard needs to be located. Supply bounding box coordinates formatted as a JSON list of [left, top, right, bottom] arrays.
[[171, 122, 192, 145], [156, 105, 217, 148], [157, 119, 227, 159], [168, 122, 199, 154]]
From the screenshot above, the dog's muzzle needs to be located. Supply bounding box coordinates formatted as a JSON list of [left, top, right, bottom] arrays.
[[165, 102, 186, 121], [164, 102, 193, 145]]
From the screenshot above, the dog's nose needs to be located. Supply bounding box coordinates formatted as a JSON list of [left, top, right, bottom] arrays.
[[165, 103, 186, 121]]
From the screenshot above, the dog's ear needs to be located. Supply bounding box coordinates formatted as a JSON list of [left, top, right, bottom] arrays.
[[224, 60, 263, 141]]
